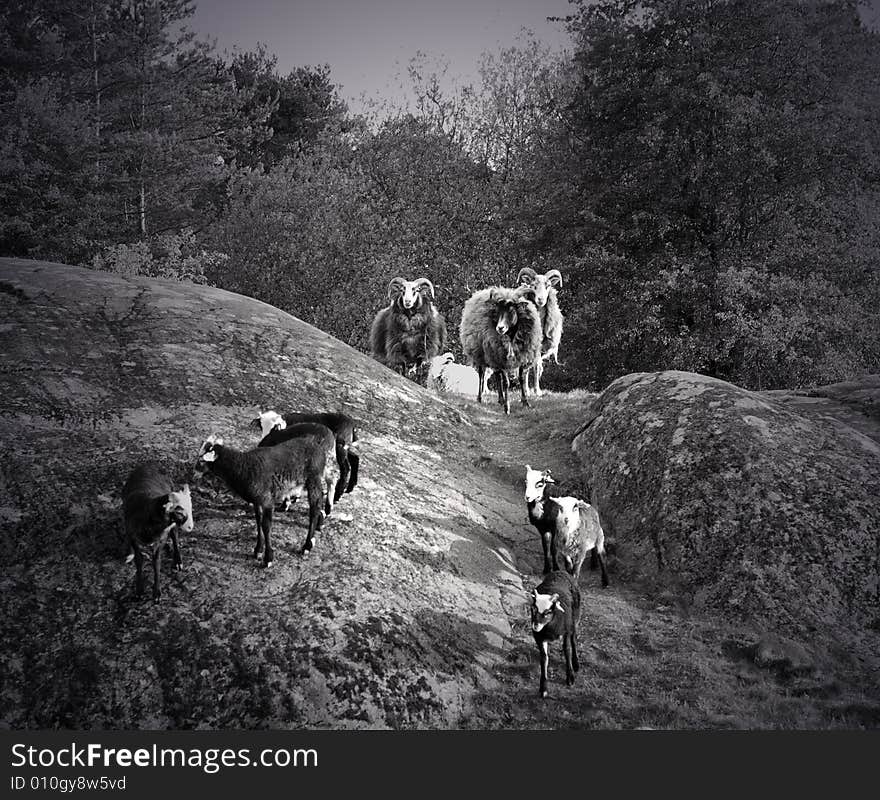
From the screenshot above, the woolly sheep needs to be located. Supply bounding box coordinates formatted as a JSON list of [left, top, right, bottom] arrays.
[[370, 276, 447, 382], [516, 267, 564, 396], [459, 284, 542, 414]]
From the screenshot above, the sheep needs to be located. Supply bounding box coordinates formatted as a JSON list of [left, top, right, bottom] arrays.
[[122, 463, 194, 603], [459, 284, 543, 415], [426, 352, 492, 399], [196, 428, 339, 565], [529, 570, 581, 699], [524, 465, 609, 587], [516, 267, 564, 397], [370, 276, 447, 383], [253, 409, 360, 501]]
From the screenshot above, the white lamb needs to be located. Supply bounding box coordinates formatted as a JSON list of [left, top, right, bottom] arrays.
[[427, 352, 491, 399]]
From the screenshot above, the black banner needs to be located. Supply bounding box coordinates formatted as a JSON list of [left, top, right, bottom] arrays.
[[1, 730, 877, 796]]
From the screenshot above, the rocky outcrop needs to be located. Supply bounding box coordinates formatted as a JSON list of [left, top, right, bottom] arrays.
[[0, 258, 526, 729], [571, 371, 880, 637]]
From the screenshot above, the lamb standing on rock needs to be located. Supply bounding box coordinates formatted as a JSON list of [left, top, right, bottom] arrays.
[[524, 465, 609, 587], [459, 285, 542, 415], [370, 276, 447, 383], [530, 570, 581, 699], [122, 463, 194, 603], [516, 267, 564, 397], [196, 429, 339, 565]]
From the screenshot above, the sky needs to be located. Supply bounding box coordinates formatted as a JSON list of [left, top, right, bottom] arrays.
[[189, 0, 880, 116], [189, 0, 576, 114]]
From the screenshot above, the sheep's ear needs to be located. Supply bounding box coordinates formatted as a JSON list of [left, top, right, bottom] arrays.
[[182, 484, 190, 495], [201, 450, 217, 462], [525, 464, 532, 472], [163, 498, 175, 514], [554, 599, 565, 613]]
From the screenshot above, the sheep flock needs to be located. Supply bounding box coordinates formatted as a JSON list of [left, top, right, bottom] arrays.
[[117, 262, 604, 702]]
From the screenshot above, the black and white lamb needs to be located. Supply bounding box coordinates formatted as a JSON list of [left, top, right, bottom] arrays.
[[459, 284, 543, 415], [516, 267, 564, 396], [370, 276, 447, 382], [524, 465, 609, 587], [253, 409, 360, 500], [529, 570, 582, 699], [122, 463, 194, 603], [197, 429, 339, 565]]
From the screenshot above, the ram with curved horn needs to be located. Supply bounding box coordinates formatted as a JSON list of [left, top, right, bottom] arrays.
[[370, 274, 447, 383], [516, 266, 565, 396]]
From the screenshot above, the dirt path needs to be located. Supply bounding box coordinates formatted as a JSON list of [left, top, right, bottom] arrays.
[[445, 390, 880, 730]]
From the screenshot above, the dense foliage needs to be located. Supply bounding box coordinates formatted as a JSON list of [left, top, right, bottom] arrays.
[[2, 0, 878, 390]]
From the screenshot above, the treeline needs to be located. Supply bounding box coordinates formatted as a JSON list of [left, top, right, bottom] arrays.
[[2, 0, 879, 390]]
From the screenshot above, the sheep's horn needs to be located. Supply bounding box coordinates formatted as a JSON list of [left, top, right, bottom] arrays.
[[387, 276, 407, 300], [517, 267, 538, 285], [414, 277, 435, 299], [545, 269, 563, 288]]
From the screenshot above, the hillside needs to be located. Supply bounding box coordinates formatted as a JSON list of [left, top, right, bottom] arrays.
[[1, 258, 878, 730], [0, 258, 528, 728]]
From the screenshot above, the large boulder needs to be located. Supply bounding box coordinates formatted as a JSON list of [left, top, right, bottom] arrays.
[[0, 258, 525, 729], [571, 370, 880, 638]]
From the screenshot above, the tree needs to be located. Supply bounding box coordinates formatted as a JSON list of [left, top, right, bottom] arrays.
[[228, 47, 350, 169], [519, 0, 880, 389], [0, 0, 270, 261]]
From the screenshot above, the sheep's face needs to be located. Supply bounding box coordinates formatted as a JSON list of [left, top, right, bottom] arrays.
[[198, 435, 223, 464], [517, 269, 562, 309], [164, 485, 194, 533], [427, 352, 455, 389], [525, 464, 555, 503], [530, 590, 563, 633], [388, 277, 435, 311], [259, 410, 286, 438], [495, 300, 519, 336], [401, 282, 423, 310]]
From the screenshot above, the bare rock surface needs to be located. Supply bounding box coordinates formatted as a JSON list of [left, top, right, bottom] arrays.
[[571, 370, 880, 640]]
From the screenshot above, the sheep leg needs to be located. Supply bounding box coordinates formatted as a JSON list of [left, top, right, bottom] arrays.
[[596, 548, 610, 588], [324, 482, 335, 517], [563, 634, 575, 686], [151, 544, 162, 603], [133, 543, 146, 599], [260, 506, 274, 568], [346, 452, 359, 493], [571, 629, 580, 673], [534, 359, 543, 397], [540, 531, 553, 575], [170, 528, 183, 572], [590, 547, 599, 570], [518, 364, 531, 407], [477, 366, 485, 403], [497, 371, 510, 415], [252, 506, 264, 560], [300, 484, 325, 556], [535, 636, 550, 698], [549, 532, 561, 572], [333, 443, 349, 502]]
